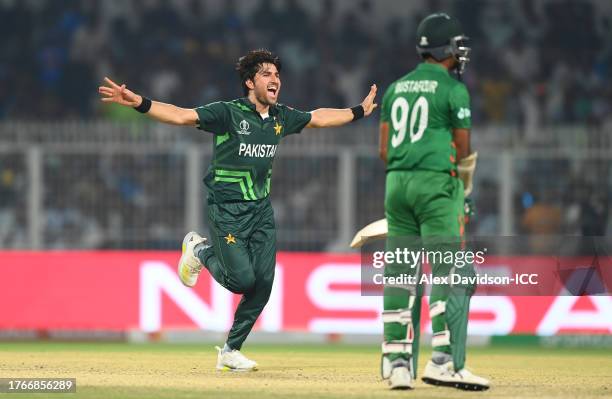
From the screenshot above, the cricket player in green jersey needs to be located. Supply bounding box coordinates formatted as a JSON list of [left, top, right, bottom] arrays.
[[378, 14, 489, 390], [99, 49, 378, 372]]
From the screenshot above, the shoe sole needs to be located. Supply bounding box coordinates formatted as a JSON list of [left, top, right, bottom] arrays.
[[216, 366, 258, 372], [422, 377, 489, 391], [177, 252, 196, 287], [389, 384, 413, 390], [178, 232, 199, 287]]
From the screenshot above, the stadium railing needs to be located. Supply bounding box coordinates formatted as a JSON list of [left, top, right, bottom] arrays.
[[0, 122, 610, 250]]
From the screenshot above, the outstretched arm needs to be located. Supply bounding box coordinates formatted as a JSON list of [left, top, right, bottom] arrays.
[[307, 84, 378, 128], [98, 77, 198, 126]]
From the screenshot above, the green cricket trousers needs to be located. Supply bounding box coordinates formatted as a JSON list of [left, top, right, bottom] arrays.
[[197, 198, 276, 350], [383, 170, 474, 373]]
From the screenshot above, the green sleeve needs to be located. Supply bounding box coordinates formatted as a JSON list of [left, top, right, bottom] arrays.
[[195, 102, 230, 134], [379, 84, 395, 124], [449, 83, 472, 129], [281, 105, 312, 137]]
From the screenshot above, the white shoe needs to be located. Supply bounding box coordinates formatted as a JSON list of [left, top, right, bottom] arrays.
[[422, 360, 490, 391], [215, 346, 258, 372], [388, 359, 413, 390], [177, 231, 207, 287]]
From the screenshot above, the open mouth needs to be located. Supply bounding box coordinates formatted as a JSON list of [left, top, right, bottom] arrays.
[[267, 86, 278, 96]]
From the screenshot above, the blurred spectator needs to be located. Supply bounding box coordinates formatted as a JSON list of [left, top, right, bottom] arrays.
[[0, 0, 608, 124], [1, 0, 612, 250], [522, 190, 562, 253], [581, 187, 608, 236]]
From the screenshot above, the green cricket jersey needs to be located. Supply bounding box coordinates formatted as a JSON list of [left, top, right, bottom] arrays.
[[380, 62, 471, 174], [195, 98, 312, 203]]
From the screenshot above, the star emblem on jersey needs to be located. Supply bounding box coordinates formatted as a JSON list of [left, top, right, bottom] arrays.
[[274, 122, 283, 135], [225, 233, 236, 245]]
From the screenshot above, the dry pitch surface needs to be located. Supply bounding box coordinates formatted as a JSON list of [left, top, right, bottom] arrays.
[[0, 342, 611, 398]]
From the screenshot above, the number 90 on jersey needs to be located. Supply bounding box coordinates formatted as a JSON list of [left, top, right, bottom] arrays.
[[391, 96, 429, 148]]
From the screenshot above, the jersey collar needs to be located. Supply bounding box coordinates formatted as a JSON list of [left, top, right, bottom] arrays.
[[239, 97, 279, 117], [417, 62, 449, 75]]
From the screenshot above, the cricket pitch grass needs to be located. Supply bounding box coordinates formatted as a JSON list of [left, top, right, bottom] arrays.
[[0, 342, 610, 398]]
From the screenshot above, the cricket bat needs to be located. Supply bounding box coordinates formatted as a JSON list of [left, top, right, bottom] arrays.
[[350, 218, 388, 248]]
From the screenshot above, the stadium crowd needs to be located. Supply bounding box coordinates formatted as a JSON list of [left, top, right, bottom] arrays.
[[1, 0, 611, 250], [1, 0, 611, 127]]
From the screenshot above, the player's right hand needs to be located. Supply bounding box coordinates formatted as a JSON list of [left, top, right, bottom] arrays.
[[98, 77, 142, 107]]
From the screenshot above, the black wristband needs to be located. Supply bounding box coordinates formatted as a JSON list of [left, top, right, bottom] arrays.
[[351, 105, 364, 121], [134, 96, 152, 113]]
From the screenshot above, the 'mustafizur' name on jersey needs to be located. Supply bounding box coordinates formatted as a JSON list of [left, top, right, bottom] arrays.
[[394, 80, 438, 94], [239, 143, 277, 158]]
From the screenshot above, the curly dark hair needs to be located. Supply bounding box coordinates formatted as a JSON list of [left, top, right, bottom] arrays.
[[236, 49, 282, 96]]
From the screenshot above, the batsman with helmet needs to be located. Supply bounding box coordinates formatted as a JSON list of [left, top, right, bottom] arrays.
[[377, 13, 489, 390]]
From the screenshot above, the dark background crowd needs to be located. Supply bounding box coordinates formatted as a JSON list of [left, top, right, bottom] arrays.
[[1, 0, 611, 250], [1, 0, 611, 127]]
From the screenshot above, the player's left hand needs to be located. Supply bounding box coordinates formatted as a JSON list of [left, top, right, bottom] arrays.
[[361, 84, 378, 116]]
